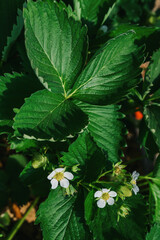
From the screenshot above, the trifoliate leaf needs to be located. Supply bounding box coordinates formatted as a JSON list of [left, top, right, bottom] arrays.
[[71, 31, 143, 105], [36, 188, 87, 240], [13, 89, 88, 141], [75, 101, 124, 163], [24, 0, 87, 94]]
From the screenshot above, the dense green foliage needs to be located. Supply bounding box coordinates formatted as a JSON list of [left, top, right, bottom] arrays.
[[0, 0, 160, 239]]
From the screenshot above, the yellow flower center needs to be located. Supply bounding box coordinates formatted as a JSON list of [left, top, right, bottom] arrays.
[[131, 179, 136, 185], [102, 192, 110, 201], [54, 172, 64, 181]]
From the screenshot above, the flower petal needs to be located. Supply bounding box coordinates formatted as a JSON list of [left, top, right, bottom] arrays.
[[94, 191, 102, 198], [47, 170, 56, 180], [97, 199, 106, 208], [132, 185, 139, 195], [132, 171, 140, 180], [102, 188, 109, 193], [60, 178, 69, 188], [109, 191, 117, 197], [107, 197, 114, 205], [51, 179, 58, 189], [55, 168, 65, 173], [64, 172, 74, 180]]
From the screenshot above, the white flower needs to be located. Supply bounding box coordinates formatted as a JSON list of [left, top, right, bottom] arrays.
[[94, 188, 117, 208], [47, 168, 74, 189], [130, 171, 140, 195]]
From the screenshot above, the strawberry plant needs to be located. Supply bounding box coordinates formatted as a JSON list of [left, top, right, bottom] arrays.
[[0, 0, 160, 239]]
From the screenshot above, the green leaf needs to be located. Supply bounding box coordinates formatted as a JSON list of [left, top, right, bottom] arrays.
[[144, 104, 160, 149], [98, 24, 160, 55], [109, 24, 159, 42], [24, 0, 87, 94], [143, 48, 160, 98], [20, 161, 47, 185], [149, 49, 160, 86], [0, 120, 13, 135], [2, 9, 23, 62], [151, 89, 160, 102], [73, 0, 115, 35], [146, 224, 160, 240], [9, 137, 38, 152], [71, 31, 143, 105], [149, 156, 160, 223], [62, 130, 105, 182], [0, 72, 43, 121], [13, 89, 88, 140], [57, 1, 79, 21], [111, 0, 154, 25], [75, 101, 124, 163], [84, 190, 95, 225], [19, 161, 50, 197], [0, 0, 25, 59], [139, 120, 159, 161], [89, 194, 146, 240], [36, 188, 87, 240]]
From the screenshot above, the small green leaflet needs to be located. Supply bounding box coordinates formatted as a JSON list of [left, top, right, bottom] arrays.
[[71, 31, 143, 105], [146, 224, 160, 240], [75, 101, 124, 163], [144, 104, 160, 149], [57, 1, 79, 21], [61, 130, 105, 182], [24, 0, 88, 94], [36, 188, 87, 240], [13, 89, 88, 141]]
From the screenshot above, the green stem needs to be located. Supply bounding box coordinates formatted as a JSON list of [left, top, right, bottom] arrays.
[[6, 197, 39, 240], [94, 180, 116, 184], [98, 170, 112, 180]]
